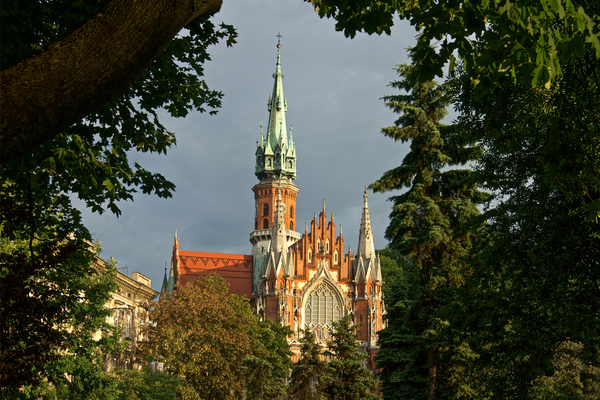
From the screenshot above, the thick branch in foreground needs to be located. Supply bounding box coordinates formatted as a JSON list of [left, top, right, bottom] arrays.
[[0, 0, 222, 163]]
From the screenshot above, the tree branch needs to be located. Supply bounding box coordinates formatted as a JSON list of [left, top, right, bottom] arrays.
[[0, 0, 222, 163]]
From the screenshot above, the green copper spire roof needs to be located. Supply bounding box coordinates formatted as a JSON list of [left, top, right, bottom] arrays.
[[255, 36, 296, 182]]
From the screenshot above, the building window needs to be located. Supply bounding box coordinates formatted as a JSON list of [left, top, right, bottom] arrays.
[[316, 238, 321, 253], [304, 282, 342, 338], [334, 250, 339, 265], [290, 221, 294, 230], [308, 248, 312, 263], [290, 205, 294, 218], [325, 239, 329, 253], [263, 219, 269, 229], [263, 203, 269, 217]]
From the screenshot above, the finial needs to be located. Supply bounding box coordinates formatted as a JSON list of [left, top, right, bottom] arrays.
[[276, 32, 282, 48], [305, 221, 308, 233], [323, 199, 326, 214]]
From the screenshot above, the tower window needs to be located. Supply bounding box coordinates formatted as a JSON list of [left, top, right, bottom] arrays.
[[325, 239, 329, 253], [263, 219, 269, 229], [288, 161, 293, 169], [290, 221, 294, 230], [263, 203, 269, 217], [334, 250, 338, 265], [290, 205, 294, 218], [308, 248, 312, 263]]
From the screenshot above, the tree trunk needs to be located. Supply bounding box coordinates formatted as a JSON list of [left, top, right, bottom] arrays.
[[0, 0, 222, 163], [428, 348, 437, 400]]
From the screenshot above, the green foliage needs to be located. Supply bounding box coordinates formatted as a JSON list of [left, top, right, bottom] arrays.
[[0, 2, 235, 392], [288, 328, 328, 400], [307, 0, 600, 89], [0, 215, 122, 396], [244, 319, 294, 400], [147, 273, 274, 400], [441, 37, 600, 397], [377, 247, 413, 295], [370, 63, 486, 399], [1, 0, 236, 219], [376, 263, 428, 400], [42, 353, 121, 400], [114, 367, 180, 400], [321, 315, 379, 400], [531, 342, 600, 400]]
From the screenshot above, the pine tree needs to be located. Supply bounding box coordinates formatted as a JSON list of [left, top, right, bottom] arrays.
[[371, 63, 488, 400], [288, 329, 328, 400], [321, 315, 379, 400]]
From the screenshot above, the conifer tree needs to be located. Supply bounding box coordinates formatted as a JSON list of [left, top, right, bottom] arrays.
[[371, 63, 488, 400], [321, 315, 379, 400], [288, 328, 328, 400]]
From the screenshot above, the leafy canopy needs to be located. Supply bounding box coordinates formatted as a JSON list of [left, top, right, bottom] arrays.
[[307, 0, 600, 88]]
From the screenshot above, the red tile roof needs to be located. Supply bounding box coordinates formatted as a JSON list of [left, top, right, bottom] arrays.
[[177, 251, 253, 298]]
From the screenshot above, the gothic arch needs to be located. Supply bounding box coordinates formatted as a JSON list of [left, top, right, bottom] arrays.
[[300, 278, 346, 337]]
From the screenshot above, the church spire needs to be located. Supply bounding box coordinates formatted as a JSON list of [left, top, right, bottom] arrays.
[[255, 35, 296, 182], [357, 188, 375, 259]]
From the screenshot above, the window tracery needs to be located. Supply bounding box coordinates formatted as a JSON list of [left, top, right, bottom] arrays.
[[304, 282, 343, 339]]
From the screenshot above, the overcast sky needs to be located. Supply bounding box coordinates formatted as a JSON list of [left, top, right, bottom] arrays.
[[77, 1, 420, 290]]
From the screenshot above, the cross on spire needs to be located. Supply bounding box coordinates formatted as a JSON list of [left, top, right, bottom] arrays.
[[276, 33, 282, 48]]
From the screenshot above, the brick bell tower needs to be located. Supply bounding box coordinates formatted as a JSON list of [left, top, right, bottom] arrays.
[[250, 38, 300, 294]]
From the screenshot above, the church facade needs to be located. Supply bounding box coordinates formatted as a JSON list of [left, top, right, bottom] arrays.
[[165, 43, 385, 366]]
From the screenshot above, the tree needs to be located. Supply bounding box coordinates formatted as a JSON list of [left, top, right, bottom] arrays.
[[0, 0, 227, 162], [375, 262, 428, 400], [369, 63, 487, 399], [308, 0, 600, 88], [441, 23, 600, 397], [531, 342, 600, 400], [114, 367, 181, 400], [377, 247, 413, 296], [0, 232, 123, 397], [288, 328, 329, 400], [244, 319, 294, 400], [321, 315, 379, 400], [147, 273, 266, 399], [1, 3, 235, 389]]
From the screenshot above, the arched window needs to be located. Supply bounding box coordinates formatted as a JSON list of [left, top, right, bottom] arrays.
[[308, 248, 312, 263], [290, 205, 294, 218], [316, 238, 321, 253], [290, 221, 294, 230], [334, 250, 339, 265], [288, 160, 293, 169], [263, 203, 269, 217], [263, 219, 269, 229], [304, 282, 343, 336], [325, 239, 329, 253]]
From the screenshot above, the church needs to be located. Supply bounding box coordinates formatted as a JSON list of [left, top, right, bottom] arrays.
[[163, 41, 385, 367]]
